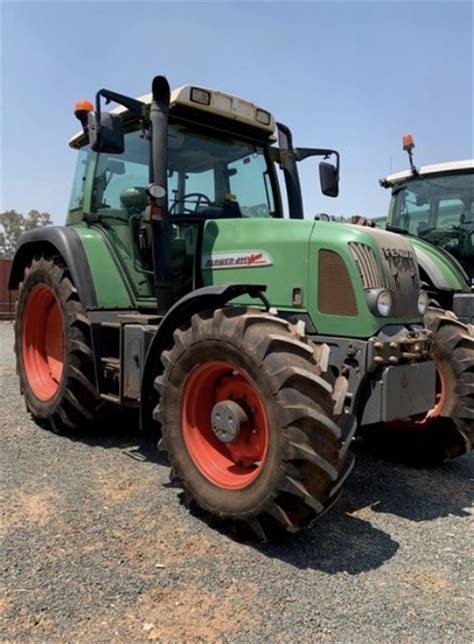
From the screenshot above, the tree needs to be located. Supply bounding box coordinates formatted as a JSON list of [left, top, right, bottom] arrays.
[[0, 210, 52, 258]]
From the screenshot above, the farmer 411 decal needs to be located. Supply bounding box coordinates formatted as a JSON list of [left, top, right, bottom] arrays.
[[202, 251, 274, 270]]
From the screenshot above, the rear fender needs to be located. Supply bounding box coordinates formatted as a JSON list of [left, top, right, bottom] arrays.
[[8, 226, 97, 308], [412, 239, 470, 292]]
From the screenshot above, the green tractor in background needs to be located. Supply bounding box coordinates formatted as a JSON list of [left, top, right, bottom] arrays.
[[7, 76, 464, 540], [375, 135, 473, 460]]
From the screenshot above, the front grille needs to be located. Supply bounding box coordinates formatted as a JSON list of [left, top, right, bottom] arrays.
[[381, 249, 420, 317], [349, 238, 421, 317], [349, 242, 384, 289]]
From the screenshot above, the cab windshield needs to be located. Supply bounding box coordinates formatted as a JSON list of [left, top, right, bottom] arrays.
[[391, 172, 473, 269], [91, 122, 279, 219]]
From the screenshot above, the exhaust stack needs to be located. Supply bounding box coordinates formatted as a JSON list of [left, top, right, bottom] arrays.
[[148, 76, 176, 314]]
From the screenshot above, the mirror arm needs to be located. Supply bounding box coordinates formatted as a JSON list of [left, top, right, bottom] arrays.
[[95, 89, 146, 118], [294, 147, 340, 176], [94, 89, 146, 138]]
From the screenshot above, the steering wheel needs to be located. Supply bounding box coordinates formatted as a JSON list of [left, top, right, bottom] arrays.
[[169, 193, 212, 215]]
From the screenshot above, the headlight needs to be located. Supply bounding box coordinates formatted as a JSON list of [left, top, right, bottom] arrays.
[[417, 290, 430, 315], [376, 290, 393, 317], [365, 288, 393, 317]]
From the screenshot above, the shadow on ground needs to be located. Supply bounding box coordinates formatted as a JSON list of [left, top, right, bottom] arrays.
[[45, 411, 473, 576], [256, 508, 400, 575], [347, 438, 473, 521], [186, 441, 472, 575], [252, 446, 472, 575], [57, 410, 168, 465]]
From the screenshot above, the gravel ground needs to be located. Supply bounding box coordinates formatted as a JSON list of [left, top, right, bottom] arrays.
[[1, 320, 473, 642]]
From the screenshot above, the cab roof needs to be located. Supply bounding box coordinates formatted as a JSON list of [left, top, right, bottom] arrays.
[[383, 159, 474, 186], [69, 85, 276, 149]]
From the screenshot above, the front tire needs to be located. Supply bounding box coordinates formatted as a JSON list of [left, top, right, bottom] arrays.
[[15, 255, 102, 431], [362, 307, 473, 465], [154, 308, 355, 539]]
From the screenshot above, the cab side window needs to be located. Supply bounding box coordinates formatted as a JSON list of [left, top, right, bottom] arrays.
[[91, 131, 149, 215], [396, 187, 430, 235], [228, 149, 274, 217], [68, 146, 91, 213], [437, 198, 466, 228]]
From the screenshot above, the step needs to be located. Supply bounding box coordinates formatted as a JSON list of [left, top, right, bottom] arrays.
[[100, 393, 121, 404], [100, 321, 121, 329], [100, 356, 120, 369]]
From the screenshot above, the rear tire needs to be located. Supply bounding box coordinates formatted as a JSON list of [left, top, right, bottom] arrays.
[[15, 255, 102, 431], [154, 307, 355, 539], [362, 307, 473, 465]]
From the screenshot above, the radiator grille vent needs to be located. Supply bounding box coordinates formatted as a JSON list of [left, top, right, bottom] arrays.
[[349, 242, 383, 289], [382, 250, 420, 317], [318, 250, 358, 316]]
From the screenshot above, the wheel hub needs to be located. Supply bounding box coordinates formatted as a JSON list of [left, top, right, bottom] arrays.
[[211, 399, 248, 443], [182, 361, 269, 489]]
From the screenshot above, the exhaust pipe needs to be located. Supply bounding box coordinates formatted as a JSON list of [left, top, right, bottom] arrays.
[[148, 76, 176, 314], [150, 76, 170, 195]]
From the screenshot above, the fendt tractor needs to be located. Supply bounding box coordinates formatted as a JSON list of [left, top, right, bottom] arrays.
[[375, 135, 473, 459], [7, 76, 460, 539]]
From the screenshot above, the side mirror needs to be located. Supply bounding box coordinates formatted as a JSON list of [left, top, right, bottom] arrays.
[[88, 111, 124, 154], [319, 161, 339, 197]]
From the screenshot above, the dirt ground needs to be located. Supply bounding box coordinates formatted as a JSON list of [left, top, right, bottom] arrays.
[[1, 321, 473, 642]]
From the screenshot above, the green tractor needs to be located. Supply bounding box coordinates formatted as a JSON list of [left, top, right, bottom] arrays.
[[9, 76, 449, 538], [376, 134, 473, 459]]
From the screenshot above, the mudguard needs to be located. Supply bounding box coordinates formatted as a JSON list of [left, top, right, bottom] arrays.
[[8, 226, 97, 308], [139, 283, 268, 440], [412, 237, 470, 292]]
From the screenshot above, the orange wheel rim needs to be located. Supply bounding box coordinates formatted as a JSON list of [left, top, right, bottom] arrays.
[[423, 367, 446, 423], [389, 367, 446, 430], [182, 361, 269, 490], [22, 285, 65, 401]]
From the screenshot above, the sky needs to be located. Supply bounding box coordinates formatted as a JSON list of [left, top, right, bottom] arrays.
[[1, 1, 473, 223]]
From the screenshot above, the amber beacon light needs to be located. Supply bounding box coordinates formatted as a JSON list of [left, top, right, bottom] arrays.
[[402, 133, 415, 151], [74, 99, 94, 128]]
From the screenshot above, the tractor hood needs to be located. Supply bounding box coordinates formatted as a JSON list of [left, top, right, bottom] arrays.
[[409, 236, 471, 292]]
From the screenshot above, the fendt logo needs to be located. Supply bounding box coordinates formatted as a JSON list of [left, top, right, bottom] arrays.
[[202, 251, 274, 270], [382, 247, 414, 259]]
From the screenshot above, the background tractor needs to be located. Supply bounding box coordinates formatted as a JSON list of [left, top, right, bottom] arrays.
[[373, 136, 473, 462], [9, 76, 450, 539]]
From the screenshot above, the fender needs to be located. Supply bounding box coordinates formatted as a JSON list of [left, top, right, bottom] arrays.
[[8, 226, 97, 308], [139, 282, 269, 441], [412, 239, 470, 292]]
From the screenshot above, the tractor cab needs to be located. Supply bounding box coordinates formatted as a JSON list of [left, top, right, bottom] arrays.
[[384, 161, 474, 281], [381, 135, 473, 292], [69, 81, 339, 313]]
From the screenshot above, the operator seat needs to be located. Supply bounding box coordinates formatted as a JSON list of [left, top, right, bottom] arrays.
[[120, 187, 148, 216]]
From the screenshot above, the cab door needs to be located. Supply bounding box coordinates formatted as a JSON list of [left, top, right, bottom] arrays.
[[88, 130, 155, 304]]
